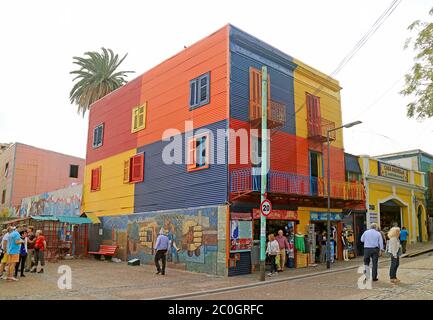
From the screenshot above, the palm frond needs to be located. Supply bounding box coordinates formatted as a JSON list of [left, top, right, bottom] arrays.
[[69, 47, 135, 116]]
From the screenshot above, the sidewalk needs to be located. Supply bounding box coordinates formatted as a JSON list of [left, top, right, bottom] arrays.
[[1, 241, 432, 300], [243, 241, 433, 281]]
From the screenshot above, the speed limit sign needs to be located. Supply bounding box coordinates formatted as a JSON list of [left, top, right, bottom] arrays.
[[260, 199, 272, 217]]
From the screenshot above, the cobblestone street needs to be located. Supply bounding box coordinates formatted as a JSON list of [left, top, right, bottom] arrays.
[[0, 244, 432, 300]]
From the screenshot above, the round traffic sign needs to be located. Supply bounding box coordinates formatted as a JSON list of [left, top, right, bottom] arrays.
[[260, 199, 272, 216]]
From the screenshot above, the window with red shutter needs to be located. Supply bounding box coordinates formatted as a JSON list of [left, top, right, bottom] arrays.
[[90, 167, 101, 191], [130, 153, 144, 183]]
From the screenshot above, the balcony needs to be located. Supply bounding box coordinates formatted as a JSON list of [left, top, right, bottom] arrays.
[[307, 117, 336, 142], [230, 169, 365, 202], [249, 100, 286, 130]]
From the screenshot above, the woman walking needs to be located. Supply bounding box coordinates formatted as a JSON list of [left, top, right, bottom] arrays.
[[387, 227, 402, 284], [266, 234, 279, 276]]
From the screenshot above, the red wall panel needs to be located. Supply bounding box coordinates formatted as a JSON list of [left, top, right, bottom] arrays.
[[86, 77, 141, 164]]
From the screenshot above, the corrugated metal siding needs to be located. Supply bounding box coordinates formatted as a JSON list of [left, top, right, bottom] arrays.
[[86, 25, 230, 166], [134, 120, 228, 212], [86, 77, 141, 165], [229, 41, 296, 135], [228, 251, 251, 276], [345, 153, 361, 174]]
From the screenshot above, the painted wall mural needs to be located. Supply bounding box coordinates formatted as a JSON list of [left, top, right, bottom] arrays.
[[19, 184, 82, 217], [99, 205, 225, 275]]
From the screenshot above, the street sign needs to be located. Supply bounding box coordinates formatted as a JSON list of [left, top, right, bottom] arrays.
[[260, 199, 272, 216]]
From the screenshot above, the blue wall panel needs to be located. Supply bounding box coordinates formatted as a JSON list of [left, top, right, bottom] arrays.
[[134, 120, 228, 213], [229, 27, 297, 135]]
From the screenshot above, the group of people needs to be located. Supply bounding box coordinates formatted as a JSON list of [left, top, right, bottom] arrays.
[[266, 230, 292, 276], [361, 223, 408, 284], [0, 224, 46, 282]]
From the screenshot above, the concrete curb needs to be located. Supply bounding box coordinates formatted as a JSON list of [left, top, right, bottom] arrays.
[[150, 261, 386, 300], [150, 247, 433, 300]]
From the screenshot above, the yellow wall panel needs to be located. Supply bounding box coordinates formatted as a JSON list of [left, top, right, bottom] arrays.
[[369, 159, 378, 176], [293, 59, 343, 149], [82, 149, 136, 217], [414, 172, 423, 187]]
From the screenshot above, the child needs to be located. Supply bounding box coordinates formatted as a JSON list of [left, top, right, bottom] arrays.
[[14, 230, 28, 278]]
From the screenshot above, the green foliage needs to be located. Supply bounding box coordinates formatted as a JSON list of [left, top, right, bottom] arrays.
[[69, 48, 134, 116], [401, 7, 433, 119]]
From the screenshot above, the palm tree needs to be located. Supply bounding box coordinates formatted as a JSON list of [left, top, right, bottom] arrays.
[[70, 48, 134, 116]]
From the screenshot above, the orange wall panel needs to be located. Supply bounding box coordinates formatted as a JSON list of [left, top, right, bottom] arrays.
[[137, 27, 228, 148]]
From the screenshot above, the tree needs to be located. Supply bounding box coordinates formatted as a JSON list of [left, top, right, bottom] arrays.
[[400, 7, 433, 119], [70, 48, 134, 116]]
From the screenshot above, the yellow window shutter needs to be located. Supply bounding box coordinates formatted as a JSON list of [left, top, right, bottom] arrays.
[[123, 159, 131, 183]]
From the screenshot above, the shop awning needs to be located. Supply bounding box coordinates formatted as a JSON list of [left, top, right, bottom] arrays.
[[345, 153, 362, 174], [58, 216, 92, 224], [30, 215, 92, 224], [31, 215, 58, 221], [80, 212, 101, 224]]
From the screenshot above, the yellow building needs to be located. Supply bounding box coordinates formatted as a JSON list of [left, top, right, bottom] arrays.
[[360, 155, 428, 243]]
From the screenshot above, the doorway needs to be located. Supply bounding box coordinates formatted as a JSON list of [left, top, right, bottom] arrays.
[[418, 206, 423, 242], [380, 200, 402, 230], [309, 151, 323, 196]]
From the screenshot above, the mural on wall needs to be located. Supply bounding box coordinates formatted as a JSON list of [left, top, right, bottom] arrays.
[[100, 206, 219, 271], [19, 184, 82, 217], [1, 206, 19, 218]]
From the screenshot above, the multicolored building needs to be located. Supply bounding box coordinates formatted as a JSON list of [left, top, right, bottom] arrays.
[[82, 25, 365, 276], [0, 142, 85, 217]]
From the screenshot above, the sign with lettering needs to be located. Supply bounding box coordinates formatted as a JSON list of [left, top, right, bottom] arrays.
[[253, 209, 298, 220], [369, 212, 378, 224], [310, 212, 343, 221], [378, 162, 408, 182]]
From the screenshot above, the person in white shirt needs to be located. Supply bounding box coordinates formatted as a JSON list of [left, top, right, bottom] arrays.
[[266, 234, 280, 276], [0, 227, 12, 278]]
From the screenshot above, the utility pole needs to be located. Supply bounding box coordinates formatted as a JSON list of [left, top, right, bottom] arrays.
[[259, 66, 268, 281]]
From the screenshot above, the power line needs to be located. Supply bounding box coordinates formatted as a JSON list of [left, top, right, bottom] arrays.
[[286, 0, 402, 122], [350, 67, 410, 121]]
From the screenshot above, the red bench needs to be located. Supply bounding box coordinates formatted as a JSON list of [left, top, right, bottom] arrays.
[[88, 245, 118, 261]]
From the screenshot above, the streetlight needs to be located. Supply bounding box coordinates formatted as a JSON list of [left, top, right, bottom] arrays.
[[326, 120, 362, 269]]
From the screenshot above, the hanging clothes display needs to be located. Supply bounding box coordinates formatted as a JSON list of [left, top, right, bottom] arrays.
[[295, 233, 306, 253]]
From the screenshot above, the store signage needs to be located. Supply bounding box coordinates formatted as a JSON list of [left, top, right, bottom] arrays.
[[260, 199, 272, 216], [369, 204, 375, 210], [253, 209, 298, 220], [369, 212, 378, 224], [378, 162, 408, 182], [230, 220, 253, 252], [310, 212, 343, 221]]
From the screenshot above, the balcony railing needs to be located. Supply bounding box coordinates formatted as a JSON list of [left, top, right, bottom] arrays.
[[307, 117, 336, 142], [230, 169, 365, 201], [249, 100, 286, 129]]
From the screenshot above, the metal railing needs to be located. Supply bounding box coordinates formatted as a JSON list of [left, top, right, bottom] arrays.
[[249, 99, 286, 127], [230, 169, 365, 201], [307, 117, 336, 141]]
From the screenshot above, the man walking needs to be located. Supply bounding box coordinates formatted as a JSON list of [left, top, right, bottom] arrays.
[[7, 225, 24, 281], [275, 230, 289, 272], [361, 223, 383, 282], [154, 229, 170, 275], [400, 226, 409, 254]]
